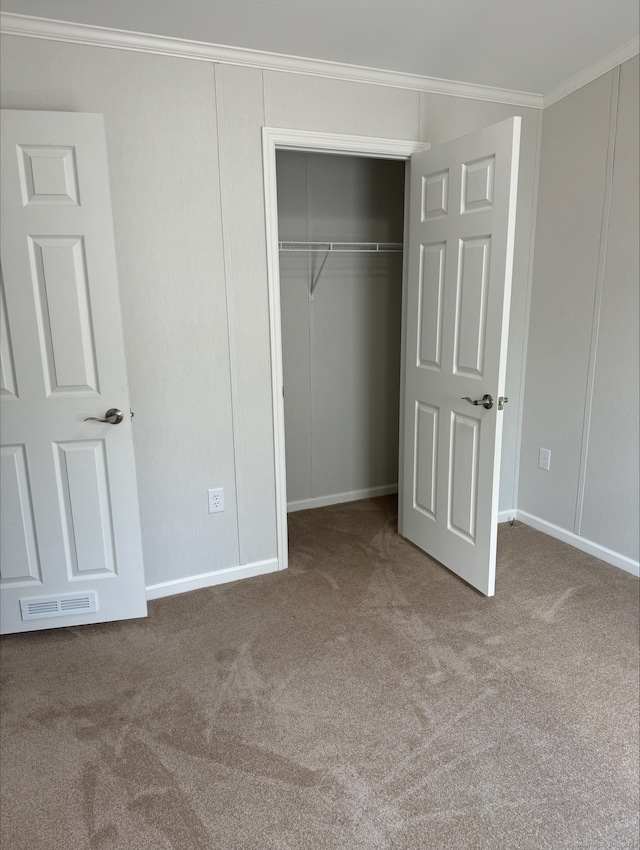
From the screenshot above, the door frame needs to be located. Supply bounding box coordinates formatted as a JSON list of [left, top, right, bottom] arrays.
[[262, 128, 430, 571]]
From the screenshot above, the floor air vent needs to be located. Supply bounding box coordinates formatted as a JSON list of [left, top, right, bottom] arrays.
[[20, 591, 98, 621]]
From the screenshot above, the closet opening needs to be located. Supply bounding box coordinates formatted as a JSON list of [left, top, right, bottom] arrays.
[[263, 128, 430, 572], [276, 150, 406, 519]]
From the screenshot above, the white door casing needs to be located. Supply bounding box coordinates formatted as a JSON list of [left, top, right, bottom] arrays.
[[0, 109, 147, 634], [400, 117, 521, 596]]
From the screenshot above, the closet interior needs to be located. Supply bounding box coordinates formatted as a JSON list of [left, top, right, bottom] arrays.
[[276, 151, 406, 512]]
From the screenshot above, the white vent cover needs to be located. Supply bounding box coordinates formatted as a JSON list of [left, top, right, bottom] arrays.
[[20, 591, 98, 621]]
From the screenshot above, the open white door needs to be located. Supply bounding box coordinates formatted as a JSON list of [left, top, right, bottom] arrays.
[[0, 110, 147, 633], [399, 117, 521, 597]]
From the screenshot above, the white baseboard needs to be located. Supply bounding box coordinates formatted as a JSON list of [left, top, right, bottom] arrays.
[[146, 507, 637, 602], [287, 484, 398, 513], [515, 510, 639, 578], [145, 558, 280, 601]]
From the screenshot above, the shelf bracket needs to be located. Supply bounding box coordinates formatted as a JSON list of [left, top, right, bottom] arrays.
[[309, 250, 330, 300]]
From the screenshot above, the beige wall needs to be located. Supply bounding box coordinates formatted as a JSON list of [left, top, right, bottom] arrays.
[[519, 56, 639, 564], [0, 33, 541, 590]]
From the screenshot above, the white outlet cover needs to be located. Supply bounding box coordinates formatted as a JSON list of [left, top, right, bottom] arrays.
[[208, 488, 224, 513]]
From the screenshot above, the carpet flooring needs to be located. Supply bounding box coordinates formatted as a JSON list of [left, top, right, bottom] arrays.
[[1, 496, 638, 850]]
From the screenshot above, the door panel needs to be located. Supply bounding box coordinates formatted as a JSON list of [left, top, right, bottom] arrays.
[[400, 117, 521, 596], [0, 278, 18, 398], [449, 411, 480, 542], [454, 237, 490, 376], [0, 444, 41, 583], [18, 144, 80, 205], [417, 243, 445, 368], [54, 440, 117, 577], [1, 110, 147, 633], [414, 402, 438, 518], [30, 235, 100, 393]]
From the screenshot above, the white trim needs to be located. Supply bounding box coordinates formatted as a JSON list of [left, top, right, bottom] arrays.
[[262, 128, 429, 577], [498, 510, 517, 524], [396, 164, 414, 537], [288, 485, 399, 513], [0, 11, 543, 108], [516, 511, 639, 578], [2, 13, 637, 110], [543, 37, 639, 107], [145, 558, 279, 601], [264, 128, 431, 160], [262, 128, 289, 573]]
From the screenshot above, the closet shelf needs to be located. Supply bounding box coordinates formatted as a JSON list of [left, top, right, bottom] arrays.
[[279, 241, 403, 253], [279, 242, 404, 298], [279, 242, 403, 298]]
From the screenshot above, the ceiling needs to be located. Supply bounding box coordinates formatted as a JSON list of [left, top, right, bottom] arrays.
[[2, 0, 639, 96]]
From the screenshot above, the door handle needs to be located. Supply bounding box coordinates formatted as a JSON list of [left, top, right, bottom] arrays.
[[84, 408, 124, 424], [461, 394, 494, 410]]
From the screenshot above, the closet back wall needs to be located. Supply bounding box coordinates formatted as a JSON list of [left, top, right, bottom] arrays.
[[277, 152, 405, 509]]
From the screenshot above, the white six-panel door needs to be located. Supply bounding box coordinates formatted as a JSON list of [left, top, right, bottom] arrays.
[[0, 110, 147, 633], [400, 117, 521, 596]]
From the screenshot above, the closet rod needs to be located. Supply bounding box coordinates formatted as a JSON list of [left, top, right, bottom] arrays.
[[279, 241, 403, 253], [279, 241, 404, 299]]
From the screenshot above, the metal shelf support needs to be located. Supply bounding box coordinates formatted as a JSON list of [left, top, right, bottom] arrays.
[[278, 241, 404, 299]]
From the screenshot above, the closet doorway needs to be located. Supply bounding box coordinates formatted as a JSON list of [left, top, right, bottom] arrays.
[[263, 129, 430, 573], [276, 150, 406, 515]]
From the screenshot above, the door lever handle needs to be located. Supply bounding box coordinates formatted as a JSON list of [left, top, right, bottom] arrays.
[[84, 408, 124, 424], [461, 394, 494, 410]]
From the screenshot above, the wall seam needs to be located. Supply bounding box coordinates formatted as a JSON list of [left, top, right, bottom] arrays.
[[573, 66, 621, 535], [262, 67, 268, 123], [213, 63, 242, 565]]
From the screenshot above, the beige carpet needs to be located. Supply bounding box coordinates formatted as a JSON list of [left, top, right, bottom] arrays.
[[1, 496, 638, 850]]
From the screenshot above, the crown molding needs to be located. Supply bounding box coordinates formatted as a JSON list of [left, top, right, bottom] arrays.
[[0, 12, 543, 108], [543, 37, 639, 107], [4, 12, 636, 109]]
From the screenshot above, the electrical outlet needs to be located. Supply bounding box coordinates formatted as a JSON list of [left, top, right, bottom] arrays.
[[538, 448, 551, 471], [207, 488, 224, 513]]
